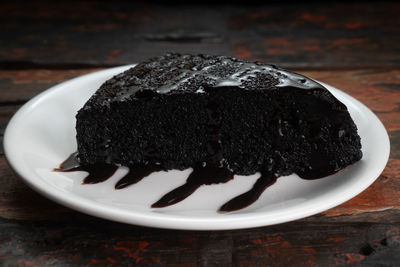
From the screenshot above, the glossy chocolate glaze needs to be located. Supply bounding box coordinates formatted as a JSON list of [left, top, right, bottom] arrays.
[[107, 54, 324, 102], [155, 60, 322, 94]]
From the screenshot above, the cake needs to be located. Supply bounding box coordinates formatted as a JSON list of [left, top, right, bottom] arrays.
[[57, 53, 362, 212]]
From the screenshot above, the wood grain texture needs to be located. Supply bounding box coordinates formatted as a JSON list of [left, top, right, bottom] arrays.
[[1, 1, 399, 68], [0, 69, 101, 103], [1, 217, 400, 266]]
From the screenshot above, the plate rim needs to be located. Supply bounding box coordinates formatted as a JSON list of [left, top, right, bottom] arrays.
[[3, 66, 390, 230]]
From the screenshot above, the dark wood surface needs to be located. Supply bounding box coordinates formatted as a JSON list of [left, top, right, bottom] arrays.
[[1, 1, 399, 266]]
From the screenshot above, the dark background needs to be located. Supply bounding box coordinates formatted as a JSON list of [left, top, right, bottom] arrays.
[[0, 1, 399, 265], [1, 1, 398, 69]]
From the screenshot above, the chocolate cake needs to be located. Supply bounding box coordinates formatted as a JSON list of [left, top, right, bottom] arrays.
[[57, 53, 362, 212]]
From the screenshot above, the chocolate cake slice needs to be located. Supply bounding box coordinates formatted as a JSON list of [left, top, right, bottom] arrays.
[[60, 53, 362, 211]]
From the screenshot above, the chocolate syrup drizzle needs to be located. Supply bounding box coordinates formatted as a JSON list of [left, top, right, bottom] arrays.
[[115, 164, 163, 189], [54, 152, 118, 184], [55, 153, 289, 212], [152, 165, 233, 209], [219, 172, 278, 212]]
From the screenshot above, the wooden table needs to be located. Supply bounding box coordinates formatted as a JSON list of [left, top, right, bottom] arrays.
[[1, 1, 399, 265]]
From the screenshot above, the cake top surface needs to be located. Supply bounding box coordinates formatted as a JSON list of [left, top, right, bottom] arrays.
[[85, 53, 325, 106]]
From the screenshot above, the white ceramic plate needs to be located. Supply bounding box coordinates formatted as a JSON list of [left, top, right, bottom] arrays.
[[4, 66, 390, 230]]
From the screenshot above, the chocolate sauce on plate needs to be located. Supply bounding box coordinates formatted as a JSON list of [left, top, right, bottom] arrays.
[[151, 165, 233, 208], [54, 152, 333, 212], [115, 164, 163, 189], [54, 152, 118, 184], [219, 172, 277, 212]]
